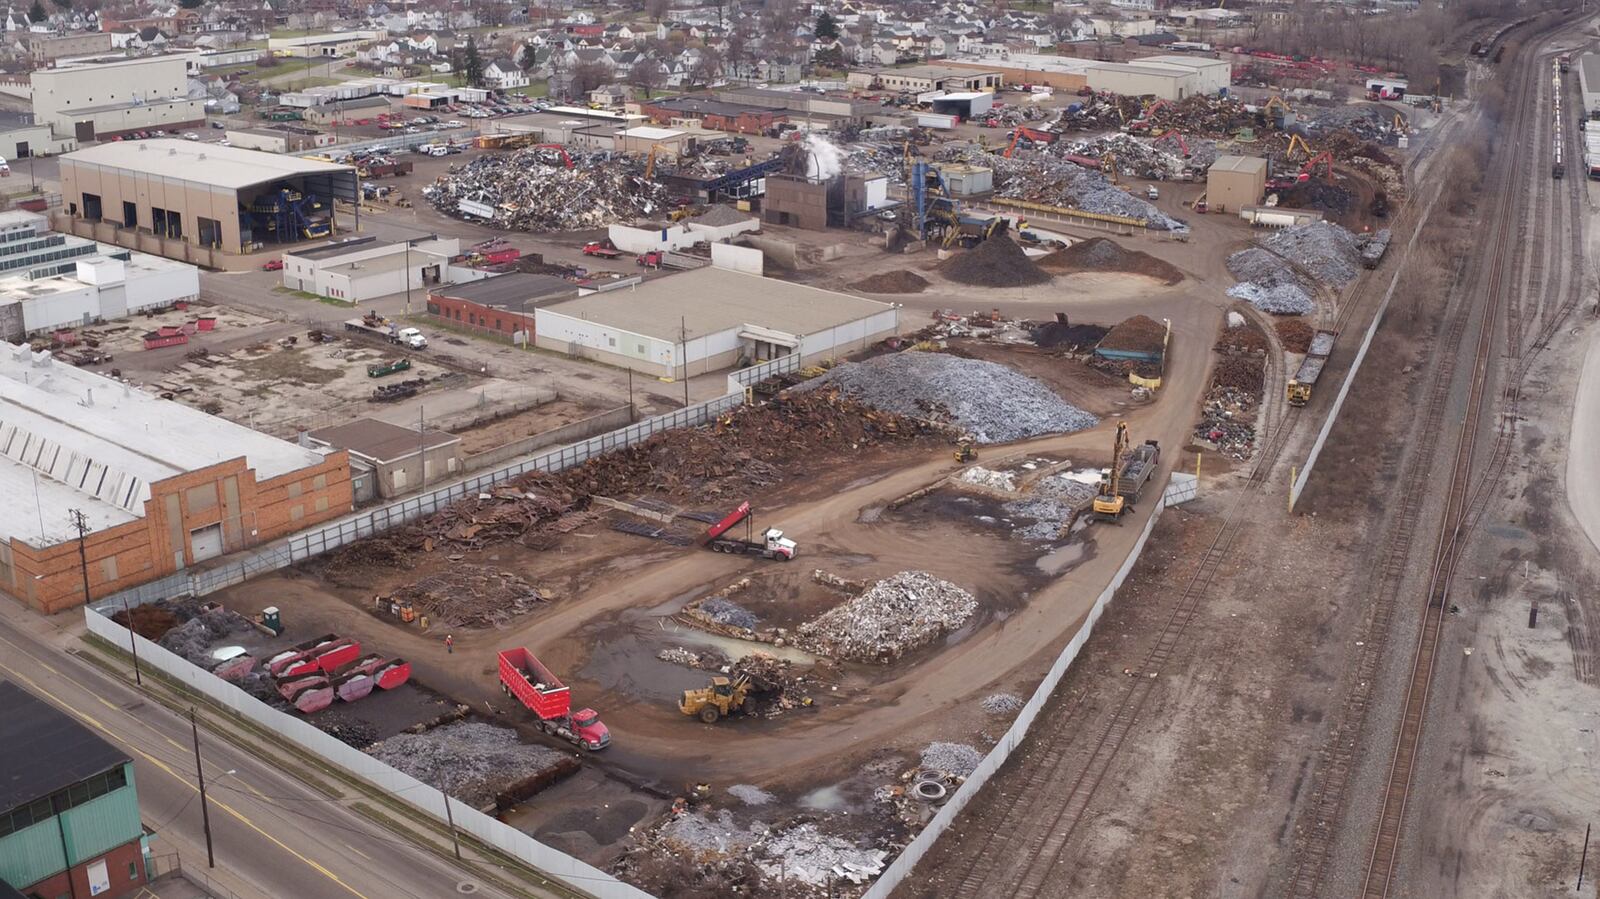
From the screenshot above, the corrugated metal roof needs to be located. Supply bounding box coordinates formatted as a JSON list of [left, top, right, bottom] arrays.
[[62, 139, 353, 190], [1209, 155, 1269, 175], [0, 680, 129, 813]]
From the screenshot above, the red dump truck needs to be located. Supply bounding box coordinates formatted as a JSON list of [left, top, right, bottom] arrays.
[[497, 648, 611, 750], [703, 501, 797, 560]]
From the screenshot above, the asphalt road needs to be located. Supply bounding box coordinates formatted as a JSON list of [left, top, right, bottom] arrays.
[[0, 604, 573, 899]]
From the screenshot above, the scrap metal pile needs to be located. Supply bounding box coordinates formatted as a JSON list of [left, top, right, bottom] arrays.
[[1194, 387, 1258, 461], [368, 721, 575, 808], [388, 564, 550, 628], [423, 149, 668, 231], [1061, 132, 1219, 177], [1226, 247, 1316, 315], [979, 150, 1186, 229], [319, 390, 938, 572], [655, 645, 825, 718], [795, 570, 978, 663], [1226, 219, 1368, 317], [805, 351, 1098, 444]]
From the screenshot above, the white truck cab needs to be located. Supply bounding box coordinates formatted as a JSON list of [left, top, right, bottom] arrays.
[[761, 528, 798, 559], [397, 327, 427, 349]]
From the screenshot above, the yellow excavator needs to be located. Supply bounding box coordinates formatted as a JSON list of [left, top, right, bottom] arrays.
[[1093, 421, 1131, 522]]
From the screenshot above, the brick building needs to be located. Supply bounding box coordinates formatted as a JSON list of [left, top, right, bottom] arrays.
[[0, 345, 352, 614], [426, 273, 580, 344], [634, 97, 787, 135]]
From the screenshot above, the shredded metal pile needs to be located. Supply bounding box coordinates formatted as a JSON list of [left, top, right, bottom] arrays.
[[1226, 246, 1317, 315], [1003, 470, 1100, 542], [921, 741, 983, 777], [367, 722, 569, 807], [424, 150, 668, 232], [1061, 132, 1218, 178], [991, 154, 1187, 230], [755, 824, 887, 886], [159, 606, 256, 670], [699, 597, 760, 631], [796, 571, 978, 663], [728, 784, 775, 806], [1194, 387, 1258, 461], [982, 693, 1025, 714], [958, 466, 1018, 492], [1261, 221, 1363, 287], [807, 352, 1098, 444]]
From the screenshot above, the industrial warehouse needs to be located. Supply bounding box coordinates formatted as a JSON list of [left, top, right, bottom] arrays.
[[533, 266, 899, 378], [56, 141, 359, 259], [0, 347, 351, 613]]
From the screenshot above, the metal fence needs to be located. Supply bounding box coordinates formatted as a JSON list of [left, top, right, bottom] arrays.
[[862, 490, 1171, 898], [85, 611, 650, 899], [92, 363, 772, 617], [145, 852, 248, 899]]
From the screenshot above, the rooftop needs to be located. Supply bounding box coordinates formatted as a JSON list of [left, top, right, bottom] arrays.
[[433, 273, 578, 309], [309, 418, 458, 464], [0, 344, 330, 545], [537, 268, 892, 341], [289, 237, 395, 260], [0, 680, 129, 814], [62, 140, 354, 191], [870, 64, 1001, 79], [643, 96, 776, 118], [0, 252, 194, 303], [1209, 155, 1268, 174], [620, 126, 686, 141], [1581, 52, 1600, 87]]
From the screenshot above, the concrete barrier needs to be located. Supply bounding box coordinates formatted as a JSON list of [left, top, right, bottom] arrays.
[[462, 405, 634, 472]]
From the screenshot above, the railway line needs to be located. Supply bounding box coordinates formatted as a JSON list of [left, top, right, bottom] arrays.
[[1282, 16, 1590, 898], [899, 100, 1451, 899]]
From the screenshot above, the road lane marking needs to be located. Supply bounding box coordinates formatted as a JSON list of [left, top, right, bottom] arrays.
[[0, 658, 374, 899]]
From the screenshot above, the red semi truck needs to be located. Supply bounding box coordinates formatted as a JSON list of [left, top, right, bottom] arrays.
[[497, 648, 611, 750]]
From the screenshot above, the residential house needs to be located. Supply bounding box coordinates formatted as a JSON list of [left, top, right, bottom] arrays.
[[484, 57, 528, 89]]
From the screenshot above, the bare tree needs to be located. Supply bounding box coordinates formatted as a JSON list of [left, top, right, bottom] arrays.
[[570, 59, 612, 96], [645, 0, 668, 23], [628, 57, 665, 97]]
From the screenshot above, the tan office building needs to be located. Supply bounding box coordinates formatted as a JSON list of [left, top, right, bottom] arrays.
[[1206, 155, 1269, 213], [31, 54, 204, 141]]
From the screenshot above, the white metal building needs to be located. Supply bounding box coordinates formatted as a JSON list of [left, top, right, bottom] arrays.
[[281, 236, 461, 304], [534, 267, 899, 378], [0, 254, 200, 337], [1579, 53, 1600, 118], [1086, 55, 1231, 100], [30, 54, 205, 142]]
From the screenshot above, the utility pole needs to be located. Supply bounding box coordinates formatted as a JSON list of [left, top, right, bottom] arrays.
[[189, 708, 216, 869], [1579, 822, 1591, 891], [440, 789, 462, 859], [67, 507, 94, 606], [119, 595, 142, 686], [680, 315, 689, 408], [404, 240, 413, 316]]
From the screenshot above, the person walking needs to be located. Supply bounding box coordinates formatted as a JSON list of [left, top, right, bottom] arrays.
[[444, 634, 454, 654]]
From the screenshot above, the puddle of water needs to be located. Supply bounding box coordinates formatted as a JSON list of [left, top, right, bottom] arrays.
[[1036, 541, 1088, 576], [799, 784, 849, 811], [673, 629, 820, 665]]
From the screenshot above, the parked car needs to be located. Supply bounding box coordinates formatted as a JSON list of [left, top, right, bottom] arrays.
[[183, 132, 200, 141], [261, 258, 284, 271], [210, 121, 225, 129]]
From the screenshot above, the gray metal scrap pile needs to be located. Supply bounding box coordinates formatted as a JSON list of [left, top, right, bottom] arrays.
[[1225, 247, 1316, 315], [423, 149, 668, 231], [1226, 221, 1362, 315], [1060, 132, 1218, 178], [796, 570, 978, 663], [804, 351, 1098, 444], [367, 721, 574, 808], [1262, 221, 1363, 286], [983, 151, 1187, 230]]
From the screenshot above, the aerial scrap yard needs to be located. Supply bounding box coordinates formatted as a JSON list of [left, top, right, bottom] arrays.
[[203, 288, 1220, 895]]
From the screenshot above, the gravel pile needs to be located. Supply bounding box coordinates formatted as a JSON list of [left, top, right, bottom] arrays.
[[1262, 221, 1362, 287], [958, 466, 1018, 492], [939, 234, 1050, 287], [850, 269, 930, 294], [797, 571, 978, 663], [1037, 237, 1183, 284], [807, 352, 1098, 444], [728, 784, 775, 806], [699, 597, 759, 630], [982, 693, 1025, 714], [755, 824, 887, 886], [367, 722, 568, 807], [921, 741, 984, 776]]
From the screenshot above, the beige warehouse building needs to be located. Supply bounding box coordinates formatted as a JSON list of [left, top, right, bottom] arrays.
[[57, 140, 359, 259], [31, 54, 204, 142], [1206, 155, 1269, 213], [534, 267, 899, 378]]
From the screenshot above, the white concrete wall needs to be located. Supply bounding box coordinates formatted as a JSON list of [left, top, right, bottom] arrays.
[[535, 308, 678, 369], [607, 223, 697, 254], [21, 284, 96, 332], [711, 242, 763, 275], [685, 218, 760, 242], [226, 130, 289, 153], [797, 307, 899, 358], [126, 263, 200, 314]]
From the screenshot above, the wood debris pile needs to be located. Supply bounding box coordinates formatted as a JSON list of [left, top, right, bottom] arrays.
[[389, 564, 551, 628]]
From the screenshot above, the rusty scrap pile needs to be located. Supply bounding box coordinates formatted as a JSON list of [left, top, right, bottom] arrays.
[[389, 564, 550, 628], [423, 149, 667, 231], [1212, 355, 1265, 394], [1098, 315, 1167, 354], [1215, 324, 1268, 356]]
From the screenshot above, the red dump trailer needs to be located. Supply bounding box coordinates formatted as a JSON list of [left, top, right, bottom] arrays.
[[497, 648, 610, 750]]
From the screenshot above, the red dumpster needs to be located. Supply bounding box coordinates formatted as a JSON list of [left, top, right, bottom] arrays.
[[142, 328, 189, 350], [195, 316, 216, 331]]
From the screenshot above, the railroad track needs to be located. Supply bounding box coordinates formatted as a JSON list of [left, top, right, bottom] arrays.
[[1283, 19, 1587, 895]]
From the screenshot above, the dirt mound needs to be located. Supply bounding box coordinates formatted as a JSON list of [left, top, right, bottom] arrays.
[[939, 235, 1050, 287], [1212, 356, 1265, 393], [1038, 237, 1183, 284], [1215, 324, 1267, 355], [1275, 318, 1314, 354], [851, 269, 930, 294], [1098, 315, 1167, 353], [110, 605, 179, 640]]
